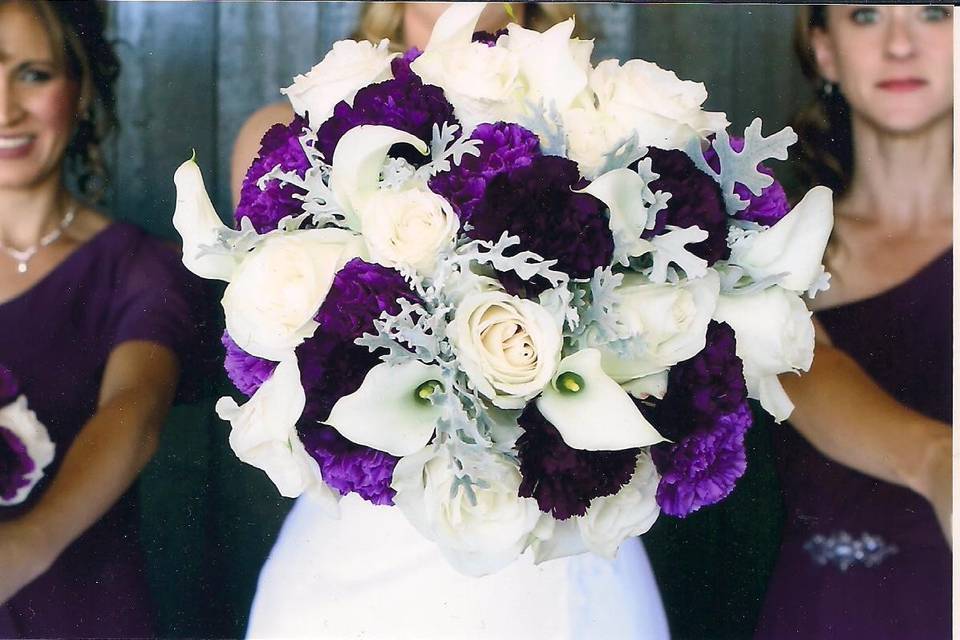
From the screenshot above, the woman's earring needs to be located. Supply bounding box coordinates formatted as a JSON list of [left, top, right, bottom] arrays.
[[823, 81, 835, 98]]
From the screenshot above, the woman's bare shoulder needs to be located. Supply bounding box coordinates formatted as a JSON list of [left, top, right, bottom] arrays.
[[230, 101, 296, 205]]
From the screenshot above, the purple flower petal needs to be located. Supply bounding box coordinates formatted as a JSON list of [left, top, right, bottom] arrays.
[[235, 116, 311, 234], [221, 332, 278, 397], [299, 423, 398, 505], [468, 155, 614, 296], [517, 405, 640, 520], [644, 147, 729, 265], [429, 122, 541, 225], [0, 425, 35, 502]]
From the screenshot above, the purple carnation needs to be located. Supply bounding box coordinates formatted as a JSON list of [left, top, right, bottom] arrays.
[[651, 403, 750, 518], [0, 425, 35, 502], [705, 136, 790, 227], [221, 332, 278, 397], [0, 364, 19, 407], [391, 47, 422, 79], [315, 73, 457, 165], [314, 258, 419, 341], [517, 405, 640, 520], [469, 156, 614, 296], [429, 122, 541, 225], [645, 321, 753, 517], [235, 116, 311, 233], [643, 147, 729, 265], [299, 423, 398, 505], [472, 29, 507, 46]]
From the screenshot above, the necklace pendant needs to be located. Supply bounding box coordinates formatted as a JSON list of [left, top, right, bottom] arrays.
[[16, 262, 27, 274]]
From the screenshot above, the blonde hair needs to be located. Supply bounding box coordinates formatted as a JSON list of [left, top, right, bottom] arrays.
[[352, 3, 585, 51]]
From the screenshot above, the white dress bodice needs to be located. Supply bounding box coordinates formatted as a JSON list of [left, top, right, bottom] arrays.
[[246, 492, 670, 639]]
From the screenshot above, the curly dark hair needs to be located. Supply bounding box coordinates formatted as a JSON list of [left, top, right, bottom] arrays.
[[19, 0, 121, 202], [790, 5, 853, 199]]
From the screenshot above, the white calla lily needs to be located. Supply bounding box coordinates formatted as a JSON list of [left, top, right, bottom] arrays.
[[329, 125, 429, 229], [537, 349, 665, 451], [326, 360, 444, 457], [728, 186, 834, 293], [576, 168, 655, 262], [503, 19, 590, 111], [172, 158, 236, 281], [216, 358, 318, 498], [423, 1, 488, 50]]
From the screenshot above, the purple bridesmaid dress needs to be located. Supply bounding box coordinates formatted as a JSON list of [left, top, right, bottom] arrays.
[[755, 249, 952, 639], [0, 222, 208, 638]]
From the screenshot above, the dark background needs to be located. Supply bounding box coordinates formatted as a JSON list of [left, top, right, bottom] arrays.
[[98, 3, 809, 636]]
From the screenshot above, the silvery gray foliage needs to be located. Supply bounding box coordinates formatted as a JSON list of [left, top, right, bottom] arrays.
[[594, 131, 647, 177], [195, 215, 260, 260], [380, 157, 418, 191], [685, 118, 797, 215], [455, 232, 568, 289], [715, 264, 787, 296], [568, 267, 631, 351], [414, 122, 482, 181], [517, 98, 567, 157]]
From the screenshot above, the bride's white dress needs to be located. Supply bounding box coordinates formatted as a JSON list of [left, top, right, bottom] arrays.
[[246, 492, 671, 639]]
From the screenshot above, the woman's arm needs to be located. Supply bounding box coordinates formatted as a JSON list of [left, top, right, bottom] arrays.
[[0, 340, 179, 603], [230, 101, 295, 207], [781, 339, 952, 543]]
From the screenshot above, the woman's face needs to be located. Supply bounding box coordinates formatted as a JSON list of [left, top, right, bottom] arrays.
[[812, 5, 953, 135], [0, 1, 80, 192]]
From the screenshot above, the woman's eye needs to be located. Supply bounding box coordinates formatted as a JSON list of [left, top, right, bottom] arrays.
[[19, 68, 52, 83], [850, 7, 879, 25], [920, 5, 951, 22]]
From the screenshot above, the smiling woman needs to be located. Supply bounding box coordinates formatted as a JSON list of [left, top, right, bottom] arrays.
[[0, 1, 211, 637]]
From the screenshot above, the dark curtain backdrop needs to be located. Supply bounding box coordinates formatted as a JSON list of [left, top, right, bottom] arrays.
[[98, 3, 809, 637]]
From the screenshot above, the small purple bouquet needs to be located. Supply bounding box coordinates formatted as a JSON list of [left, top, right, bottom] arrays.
[[0, 365, 55, 507], [173, 4, 833, 575]]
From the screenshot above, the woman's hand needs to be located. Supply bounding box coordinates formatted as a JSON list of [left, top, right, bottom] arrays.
[[0, 519, 55, 605]]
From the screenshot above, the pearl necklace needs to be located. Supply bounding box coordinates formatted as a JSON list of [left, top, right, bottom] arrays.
[[0, 203, 77, 274]]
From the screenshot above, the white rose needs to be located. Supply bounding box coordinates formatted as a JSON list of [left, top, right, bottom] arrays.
[[590, 59, 728, 150], [216, 359, 321, 499], [599, 270, 720, 382], [578, 452, 661, 559], [449, 291, 562, 409], [713, 287, 815, 422], [728, 186, 834, 294], [222, 229, 365, 361], [358, 188, 459, 276], [282, 39, 397, 129], [562, 105, 634, 180], [411, 43, 523, 134], [0, 396, 55, 506], [392, 444, 542, 576]]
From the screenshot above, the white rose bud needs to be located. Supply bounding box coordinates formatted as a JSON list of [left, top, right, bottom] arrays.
[[727, 186, 834, 294], [392, 444, 542, 576], [578, 452, 661, 559], [590, 59, 728, 150], [282, 39, 397, 129], [0, 396, 55, 506], [449, 291, 563, 409], [222, 229, 365, 361], [359, 188, 459, 276], [599, 270, 720, 382], [713, 287, 815, 422]]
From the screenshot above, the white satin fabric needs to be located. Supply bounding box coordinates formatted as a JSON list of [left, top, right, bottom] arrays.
[[247, 492, 671, 639]]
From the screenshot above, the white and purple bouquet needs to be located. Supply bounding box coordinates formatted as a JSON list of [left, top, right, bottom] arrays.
[[173, 4, 833, 575], [0, 365, 55, 507]]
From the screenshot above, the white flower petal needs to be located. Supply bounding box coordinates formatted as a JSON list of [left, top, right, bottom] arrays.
[[326, 361, 444, 457], [216, 358, 316, 498], [537, 349, 665, 451], [728, 186, 834, 293], [423, 2, 488, 50], [329, 125, 429, 229], [531, 518, 588, 564], [0, 396, 55, 506], [172, 158, 236, 281], [504, 19, 589, 111], [621, 370, 669, 400]]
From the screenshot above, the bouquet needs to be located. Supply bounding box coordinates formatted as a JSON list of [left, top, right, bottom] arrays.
[[0, 365, 55, 507], [173, 3, 833, 575]]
